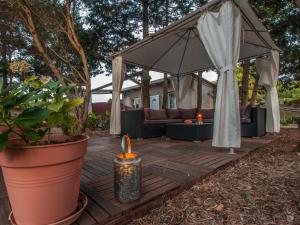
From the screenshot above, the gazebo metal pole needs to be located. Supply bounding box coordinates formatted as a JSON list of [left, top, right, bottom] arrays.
[[177, 74, 180, 108]]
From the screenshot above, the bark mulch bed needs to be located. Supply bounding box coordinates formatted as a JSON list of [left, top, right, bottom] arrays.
[[129, 128, 300, 225]]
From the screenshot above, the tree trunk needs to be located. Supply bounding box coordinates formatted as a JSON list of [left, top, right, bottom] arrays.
[[66, 0, 91, 130], [1, 45, 8, 88], [162, 73, 168, 109], [161, 1, 169, 109], [19, 2, 62, 81], [241, 59, 250, 107], [141, 70, 150, 108], [141, 0, 150, 108], [197, 71, 202, 110], [250, 76, 259, 107]]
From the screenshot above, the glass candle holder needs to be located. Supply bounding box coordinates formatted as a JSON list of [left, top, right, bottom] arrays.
[[113, 156, 142, 203]]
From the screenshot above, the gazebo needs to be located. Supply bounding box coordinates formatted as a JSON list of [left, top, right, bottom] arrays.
[[109, 0, 281, 150]]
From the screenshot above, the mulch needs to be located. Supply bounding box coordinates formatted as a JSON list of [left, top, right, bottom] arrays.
[[129, 128, 300, 225]]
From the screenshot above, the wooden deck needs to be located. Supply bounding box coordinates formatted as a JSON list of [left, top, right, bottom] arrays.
[[0, 136, 275, 225]]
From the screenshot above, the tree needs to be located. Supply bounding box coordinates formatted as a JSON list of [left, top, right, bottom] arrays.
[[236, 63, 265, 106], [197, 71, 202, 110], [250, 0, 300, 82], [0, 1, 29, 87], [141, 0, 151, 108], [6, 0, 91, 129], [241, 60, 250, 107], [80, 0, 139, 76], [162, 0, 170, 109]]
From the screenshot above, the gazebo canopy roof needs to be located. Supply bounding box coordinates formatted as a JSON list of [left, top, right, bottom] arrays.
[[114, 0, 280, 75]]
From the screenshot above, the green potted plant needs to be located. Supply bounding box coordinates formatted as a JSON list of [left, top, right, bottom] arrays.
[[0, 75, 89, 225]]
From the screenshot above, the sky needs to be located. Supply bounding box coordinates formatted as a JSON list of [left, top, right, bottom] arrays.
[[91, 70, 218, 102]]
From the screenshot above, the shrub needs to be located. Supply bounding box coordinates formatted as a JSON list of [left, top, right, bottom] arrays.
[[98, 111, 110, 131], [87, 113, 101, 130], [0, 75, 83, 149], [280, 116, 299, 125]]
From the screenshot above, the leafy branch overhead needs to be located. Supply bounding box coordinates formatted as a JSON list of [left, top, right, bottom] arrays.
[[0, 75, 84, 150]]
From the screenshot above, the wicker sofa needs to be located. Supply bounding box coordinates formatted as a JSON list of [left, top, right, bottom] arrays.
[[121, 107, 266, 139]]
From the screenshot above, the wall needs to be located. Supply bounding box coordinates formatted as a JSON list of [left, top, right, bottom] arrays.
[[123, 78, 214, 109]]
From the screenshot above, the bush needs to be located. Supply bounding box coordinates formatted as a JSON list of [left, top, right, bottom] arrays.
[[98, 111, 110, 131], [280, 116, 299, 125], [87, 113, 101, 130], [0, 75, 83, 149], [87, 111, 110, 131]]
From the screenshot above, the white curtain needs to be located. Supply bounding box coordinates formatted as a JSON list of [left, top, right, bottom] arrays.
[[110, 56, 126, 135], [256, 50, 280, 133], [197, 1, 242, 148], [171, 75, 194, 108]]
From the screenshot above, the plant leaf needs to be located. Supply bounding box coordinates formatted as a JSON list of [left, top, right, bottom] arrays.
[[0, 80, 3, 93], [0, 129, 11, 150], [48, 97, 64, 112], [41, 81, 61, 90], [24, 75, 38, 84], [3, 95, 17, 109], [61, 98, 84, 112], [48, 113, 64, 127], [15, 107, 49, 127], [23, 129, 47, 142], [57, 83, 75, 94]]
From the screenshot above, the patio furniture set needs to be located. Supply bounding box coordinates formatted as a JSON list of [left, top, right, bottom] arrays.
[[121, 107, 266, 142]]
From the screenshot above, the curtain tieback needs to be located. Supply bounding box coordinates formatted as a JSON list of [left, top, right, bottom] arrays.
[[219, 65, 234, 74], [113, 91, 120, 95]]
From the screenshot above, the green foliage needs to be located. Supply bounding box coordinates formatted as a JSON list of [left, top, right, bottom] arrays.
[[87, 111, 110, 131], [0, 75, 84, 150], [87, 113, 101, 130], [278, 81, 300, 105], [98, 111, 111, 131], [235, 64, 266, 104], [250, 0, 300, 82], [280, 116, 299, 125]]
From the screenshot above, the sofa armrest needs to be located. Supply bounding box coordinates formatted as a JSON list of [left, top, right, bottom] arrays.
[[121, 110, 144, 138], [252, 107, 266, 136]]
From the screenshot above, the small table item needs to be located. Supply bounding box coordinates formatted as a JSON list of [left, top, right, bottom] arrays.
[[166, 123, 213, 141]]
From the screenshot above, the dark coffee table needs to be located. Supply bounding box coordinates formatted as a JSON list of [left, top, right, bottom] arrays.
[[166, 123, 213, 142]]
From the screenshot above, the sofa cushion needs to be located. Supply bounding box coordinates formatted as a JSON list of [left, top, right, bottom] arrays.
[[144, 119, 183, 124], [144, 108, 150, 120], [241, 117, 252, 124], [166, 109, 180, 119], [191, 118, 214, 123], [149, 109, 168, 120], [178, 108, 197, 119], [198, 109, 214, 119]]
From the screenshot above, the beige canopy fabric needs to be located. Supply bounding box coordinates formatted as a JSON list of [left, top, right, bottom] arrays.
[[111, 0, 280, 145], [171, 75, 195, 108], [256, 50, 280, 133], [115, 0, 279, 75], [197, 1, 241, 148], [110, 56, 126, 135]]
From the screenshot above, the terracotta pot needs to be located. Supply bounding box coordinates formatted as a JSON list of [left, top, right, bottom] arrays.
[[0, 125, 20, 139], [0, 135, 89, 225]]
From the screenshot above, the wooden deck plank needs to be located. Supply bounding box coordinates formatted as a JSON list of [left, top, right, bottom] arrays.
[[0, 197, 10, 225], [81, 183, 122, 217], [84, 197, 110, 224], [0, 136, 275, 225], [76, 211, 97, 225]]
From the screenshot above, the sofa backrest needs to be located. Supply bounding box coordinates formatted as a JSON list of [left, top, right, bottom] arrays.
[[198, 109, 215, 119]]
